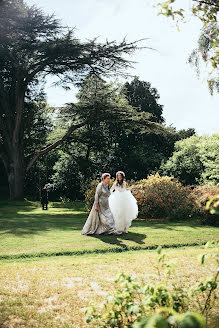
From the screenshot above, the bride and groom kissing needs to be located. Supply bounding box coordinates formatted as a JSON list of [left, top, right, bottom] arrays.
[[81, 171, 138, 235]]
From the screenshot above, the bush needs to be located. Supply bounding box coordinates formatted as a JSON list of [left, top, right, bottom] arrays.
[[85, 179, 99, 211], [206, 194, 219, 215], [84, 174, 219, 225], [190, 186, 219, 226], [130, 174, 193, 219]]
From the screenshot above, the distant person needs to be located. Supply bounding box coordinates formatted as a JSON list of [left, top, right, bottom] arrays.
[[41, 184, 49, 210]]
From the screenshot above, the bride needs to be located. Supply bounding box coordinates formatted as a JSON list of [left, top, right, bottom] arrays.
[[109, 171, 138, 233]]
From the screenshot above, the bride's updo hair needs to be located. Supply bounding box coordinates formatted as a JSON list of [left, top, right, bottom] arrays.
[[116, 171, 125, 186], [101, 173, 111, 181]]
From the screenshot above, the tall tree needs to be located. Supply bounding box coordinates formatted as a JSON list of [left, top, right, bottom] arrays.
[[50, 76, 167, 199], [51, 77, 194, 197], [0, 0, 145, 200], [160, 133, 219, 186], [122, 77, 164, 123], [23, 94, 56, 200]]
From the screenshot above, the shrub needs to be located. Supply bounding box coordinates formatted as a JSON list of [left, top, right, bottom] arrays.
[[206, 194, 219, 215], [85, 179, 99, 211], [190, 186, 219, 225], [84, 174, 219, 225], [130, 174, 193, 219]]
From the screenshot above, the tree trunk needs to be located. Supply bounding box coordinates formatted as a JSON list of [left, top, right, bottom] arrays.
[[7, 146, 25, 201]]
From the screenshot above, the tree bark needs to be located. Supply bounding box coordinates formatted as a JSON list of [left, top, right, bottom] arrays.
[[8, 146, 25, 200], [0, 76, 25, 200]]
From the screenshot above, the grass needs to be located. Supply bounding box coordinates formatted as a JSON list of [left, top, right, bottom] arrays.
[[0, 201, 218, 327], [0, 200, 218, 259], [0, 247, 218, 327]]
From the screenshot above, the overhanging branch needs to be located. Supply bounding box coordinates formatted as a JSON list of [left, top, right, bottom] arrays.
[[26, 119, 88, 172]]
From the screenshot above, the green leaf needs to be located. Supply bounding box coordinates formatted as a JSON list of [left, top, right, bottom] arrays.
[[127, 304, 140, 315], [157, 246, 162, 254]]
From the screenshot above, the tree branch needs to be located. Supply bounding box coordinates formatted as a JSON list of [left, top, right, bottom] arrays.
[[26, 119, 88, 172], [26, 62, 49, 84], [192, 0, 219, 8]]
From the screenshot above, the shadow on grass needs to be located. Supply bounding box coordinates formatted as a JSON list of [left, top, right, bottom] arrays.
[[0, 202, 211, 236], [0, 212, 86, 235], [0, 201, 87, 235], [88, 231, 147, 248]]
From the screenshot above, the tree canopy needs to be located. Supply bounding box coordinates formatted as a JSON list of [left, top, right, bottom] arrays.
[[0, 0, 145, 199], [160, 133, 219, 185]]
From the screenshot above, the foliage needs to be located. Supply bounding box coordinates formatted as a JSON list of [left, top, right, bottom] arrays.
[[156, 0, 219, 92], [52, 77, 195, 198], [85, 174, 219, 225], [206, 194, 219, 215], [110, 127, 195, 182], [51, 76, 175, 199], [130, 174, 193, 219], [190, 240, 219, 326], [157, 0, 218, 25], [188, 23, 219, 95], [160, 134, 219, 186], [0, 0, 144, 200], [62, 76, 167, 148], [85, 179, 99, 210], [122, 76, 165, 123], [190, 185, 219, 225], [85, 242, 218, 327], [23, 96, 56, 199], [51, 151, 94, 201]]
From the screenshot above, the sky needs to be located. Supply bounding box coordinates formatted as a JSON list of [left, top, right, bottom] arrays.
[[26, 0, 219, 136]]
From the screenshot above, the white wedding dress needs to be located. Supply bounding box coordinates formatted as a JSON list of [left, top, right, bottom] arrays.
[[108, 181, 138, 233]]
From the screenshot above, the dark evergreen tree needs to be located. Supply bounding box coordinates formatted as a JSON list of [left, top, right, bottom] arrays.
[[0, 0, 144, 200], [123, 77, 164, 123]]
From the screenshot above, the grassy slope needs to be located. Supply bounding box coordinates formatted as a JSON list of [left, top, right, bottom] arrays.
[[0, 201, 218, 259]]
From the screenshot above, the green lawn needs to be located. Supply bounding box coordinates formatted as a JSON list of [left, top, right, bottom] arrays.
[[0, 201, 218, 327], [0, 200, 218, 259], [0, 247, 218, 327]]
